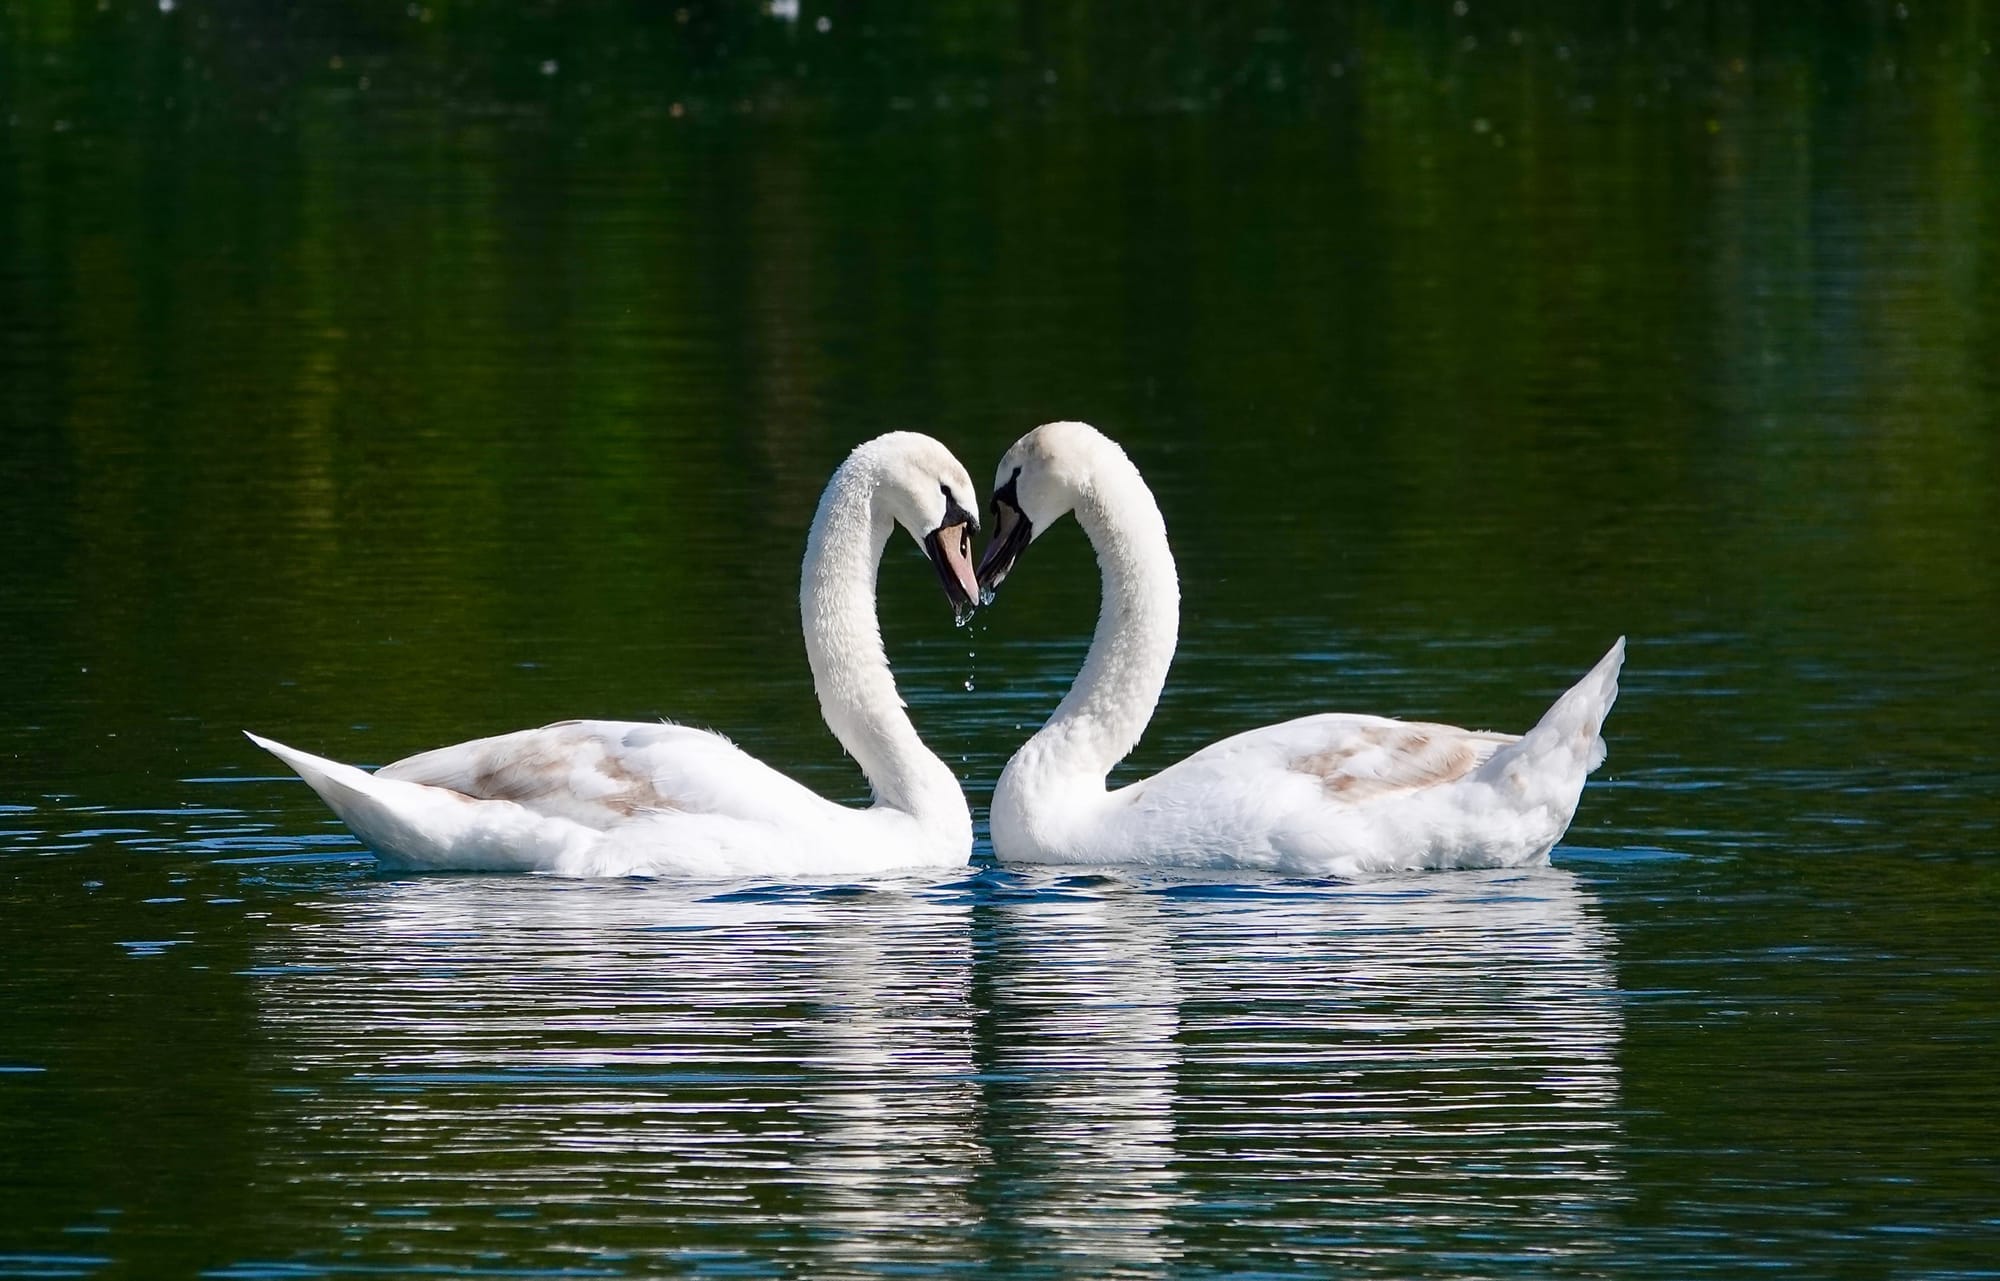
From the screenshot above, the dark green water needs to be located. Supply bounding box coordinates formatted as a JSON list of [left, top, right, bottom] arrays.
[[4, 3, 1999, 1277]]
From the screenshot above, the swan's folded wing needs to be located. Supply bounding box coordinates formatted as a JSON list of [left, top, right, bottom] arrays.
[[1148, 714, 1519, 807], [1281, 717, 1519, 802], [376, 719, 831, 830]]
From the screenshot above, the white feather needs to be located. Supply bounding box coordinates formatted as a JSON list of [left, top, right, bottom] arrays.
[[249, 433, 980, 878], [986, 421, 1624, 876]]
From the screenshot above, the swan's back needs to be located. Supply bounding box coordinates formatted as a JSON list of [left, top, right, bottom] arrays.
[[1079, 715, 1518, 871], [377, 719, 830, 832], [1277, 716, 1518, 802], [998, 642, 1625, 875]]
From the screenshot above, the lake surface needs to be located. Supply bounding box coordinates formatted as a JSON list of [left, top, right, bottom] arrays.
[[4, 3, 1999, 1277]]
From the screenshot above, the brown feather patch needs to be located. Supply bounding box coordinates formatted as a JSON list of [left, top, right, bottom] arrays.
[[464, 742, 677, 818], [1291, 724, 1495, 802]]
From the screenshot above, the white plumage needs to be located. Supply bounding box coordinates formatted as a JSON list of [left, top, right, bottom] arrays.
[[976, 420, 1625, 876], [249, 432, 984, 878]]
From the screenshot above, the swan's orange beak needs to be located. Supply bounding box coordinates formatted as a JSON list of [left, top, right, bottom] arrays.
[[925, 521, 979, 613]]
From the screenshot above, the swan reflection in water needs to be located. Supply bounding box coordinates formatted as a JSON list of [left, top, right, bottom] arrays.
[[247, 875, 983, 1273], [975, 867, 1624, 1272], [243, 867, 1621, 1273]]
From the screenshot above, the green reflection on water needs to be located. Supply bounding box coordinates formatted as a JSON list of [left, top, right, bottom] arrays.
[[2, 2, 1998, 1277]]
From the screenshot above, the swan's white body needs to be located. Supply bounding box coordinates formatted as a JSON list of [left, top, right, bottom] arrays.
[[250, 433, 981, 878], [980, 421, 1624, 876]]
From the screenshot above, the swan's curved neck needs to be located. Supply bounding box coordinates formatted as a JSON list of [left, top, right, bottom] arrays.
[[800, 464, 967, 836], [1017, 453, 1180, 792]]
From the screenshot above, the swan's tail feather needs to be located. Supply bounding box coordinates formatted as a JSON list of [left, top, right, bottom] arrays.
[[247, 731, 389, 822], [245, 731, 566, 871], [1473, 638, 1625, 816]]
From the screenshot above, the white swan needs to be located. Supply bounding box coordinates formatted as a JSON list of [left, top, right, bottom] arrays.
[[248, 432, 982, 878], [974, 421, 1625, 876]]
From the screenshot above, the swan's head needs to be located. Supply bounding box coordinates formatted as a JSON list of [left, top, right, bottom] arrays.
[[868, 431, 982, 615], [975, 420, 1110, 598]]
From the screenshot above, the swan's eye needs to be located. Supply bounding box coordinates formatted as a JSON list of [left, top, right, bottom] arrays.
[[939, 483, 976, 532]]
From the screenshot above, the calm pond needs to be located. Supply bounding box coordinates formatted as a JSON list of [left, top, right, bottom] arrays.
[[3, 4, 1998, 1277]]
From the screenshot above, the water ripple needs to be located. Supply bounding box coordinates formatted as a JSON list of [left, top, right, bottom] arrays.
[[217, 869, 1622, 1276]]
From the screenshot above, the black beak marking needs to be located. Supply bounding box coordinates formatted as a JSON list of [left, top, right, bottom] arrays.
[[975, 468, 1033, 597]]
